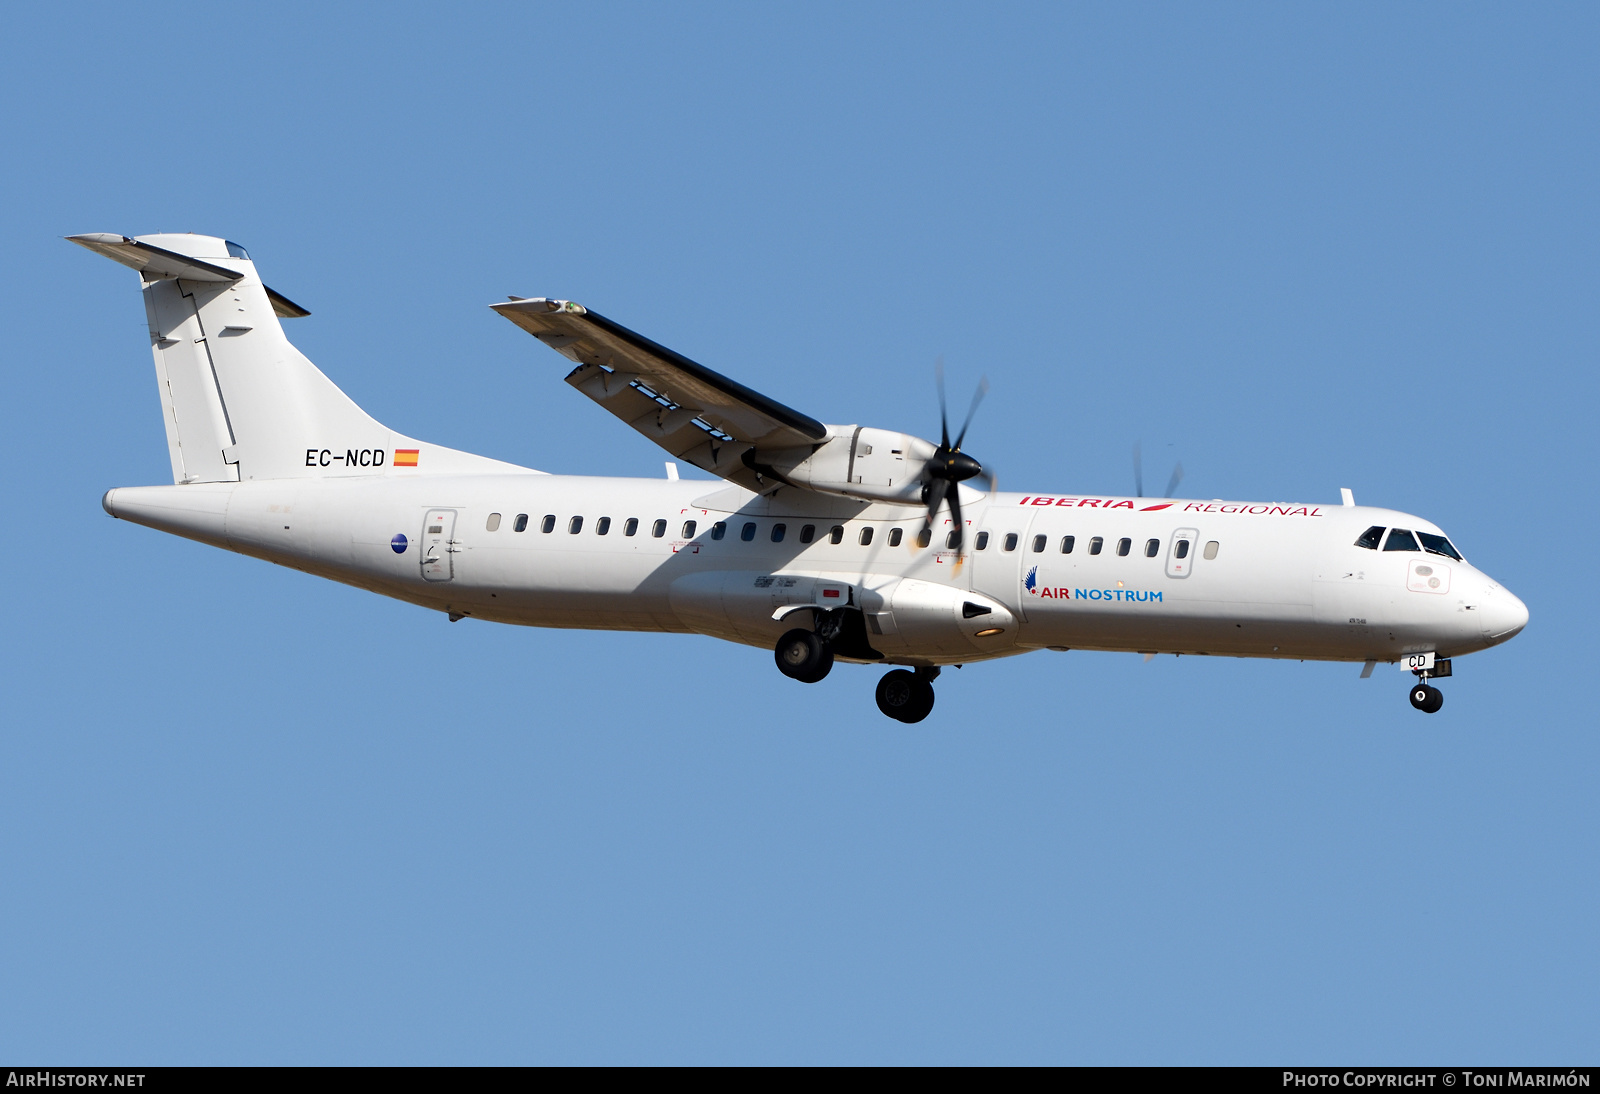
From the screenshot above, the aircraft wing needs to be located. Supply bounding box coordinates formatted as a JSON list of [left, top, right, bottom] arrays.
[[492, 298, 827, 490]]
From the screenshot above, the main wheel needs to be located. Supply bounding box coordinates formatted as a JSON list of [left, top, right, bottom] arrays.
[[1409, 683, 1444, 713], [775, 628, 833, 682], [875, 670, 936, 723]]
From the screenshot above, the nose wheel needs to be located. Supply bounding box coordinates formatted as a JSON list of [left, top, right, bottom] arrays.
[[875, 669, 937, 723], [1409, 682, 1444, 713]]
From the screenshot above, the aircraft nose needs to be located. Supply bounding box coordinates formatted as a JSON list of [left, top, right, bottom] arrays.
[[1481, 582, 1529, 644]]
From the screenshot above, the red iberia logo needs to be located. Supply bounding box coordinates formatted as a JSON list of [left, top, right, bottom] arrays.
[[394, 449, 419, 467]]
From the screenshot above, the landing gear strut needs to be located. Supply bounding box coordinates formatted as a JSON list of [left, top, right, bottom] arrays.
[[875, 667, 938, 723]]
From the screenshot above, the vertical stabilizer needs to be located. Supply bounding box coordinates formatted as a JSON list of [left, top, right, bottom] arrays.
[[71, 232, 532, 483]]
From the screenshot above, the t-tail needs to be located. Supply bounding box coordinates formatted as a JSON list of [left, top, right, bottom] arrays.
[[70, 232, 527, 483]]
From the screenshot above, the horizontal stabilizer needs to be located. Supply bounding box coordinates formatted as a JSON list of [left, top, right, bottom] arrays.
[[69, 233, 309, 317], [67, 233, 241, 282]]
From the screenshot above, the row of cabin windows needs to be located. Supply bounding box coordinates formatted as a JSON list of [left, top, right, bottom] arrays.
[[487, 512, 676, 538], [976, 531, 1218, 560], [483, 511, 1221, 560], [1353, 525, 1463, 560]]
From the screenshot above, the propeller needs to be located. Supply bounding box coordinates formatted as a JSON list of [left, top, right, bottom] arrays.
[[1134, 441, 1185, 498], [921, 360, 989, 552]]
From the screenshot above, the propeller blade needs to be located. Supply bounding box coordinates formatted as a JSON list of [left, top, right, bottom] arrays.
[[947, 487, 965, 552], [975, 463, 998, 495], [1133, 440, 1144, 498], [922, 478, 949, 534], [935, 357, 950, 449], [1164, 462, 1185, 499], [952, 376, 989, 450]]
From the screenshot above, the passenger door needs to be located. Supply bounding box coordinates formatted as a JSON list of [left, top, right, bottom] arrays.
[[1166, 527, 1199, 578], [420, 508, 458, 582]]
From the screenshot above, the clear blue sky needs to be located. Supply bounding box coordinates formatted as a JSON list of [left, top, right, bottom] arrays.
[[1, 2, 1594, 1064]]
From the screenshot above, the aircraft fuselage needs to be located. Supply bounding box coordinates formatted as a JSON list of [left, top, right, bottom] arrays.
[[102, 475, 1527, 668]]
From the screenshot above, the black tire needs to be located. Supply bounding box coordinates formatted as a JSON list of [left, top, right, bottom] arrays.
[[775, 628, 832, 682], [904, 678, 936, 723], [1410, 683, 1444, 713], [875, 670, 936, 723]]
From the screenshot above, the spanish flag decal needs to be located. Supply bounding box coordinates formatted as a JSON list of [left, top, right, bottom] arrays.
[[394, 449, 419, 467]]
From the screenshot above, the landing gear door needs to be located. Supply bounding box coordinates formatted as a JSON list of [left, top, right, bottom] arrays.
[[421, 509, 458, 582], [1166, 527, 1199, 579]]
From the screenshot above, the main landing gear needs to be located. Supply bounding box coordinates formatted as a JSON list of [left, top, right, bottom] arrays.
[[875, 668, 938, 724], [775, 627, 834, 683], [772, 616, 940, 722], [1407, 658, 1451, 714]]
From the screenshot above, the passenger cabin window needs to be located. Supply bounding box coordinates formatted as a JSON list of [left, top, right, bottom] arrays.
[[1003, 533, 1019, 552], [975, 531, 990, 551], [799, 524, 816, 544], [1089, 536, 1104, 555], [712, 521, 727, 540], [596, 517, 611, 536], [742, 522, 758, 542], [1383, 528, 1421, 552], [916, 528, 932, 548], [1174, 539, 1190, 559], [1117, 538, 1132, 556], [829, 525, 844, 544], [624, 518, 639, 537], [568, 516, 583, 534], [652, 519, 667, 538], [539, 514, 555, 533], [1355, 525, 1386, 550], [1418, 531, 1463, 561], [947, 530, 961, 549], [1032, 534, 1047, 553], [859, 527, 874, 546], [1060, 535, 1074, 554], [486, 513, 502, 532], [1203, 540, 1219, 560], [682, 520, 697, 538], [771, 523, 786, 542], [513, 514, 529, 533], [888, 528, 903, 547], [1145, 538, 1159, 558]]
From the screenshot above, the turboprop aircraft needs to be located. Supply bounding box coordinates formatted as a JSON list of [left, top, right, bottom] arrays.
[[73, 232, 1528, 722]]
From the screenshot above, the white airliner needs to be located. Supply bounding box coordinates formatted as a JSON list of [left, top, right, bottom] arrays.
[[73, 232, 1528, 721]]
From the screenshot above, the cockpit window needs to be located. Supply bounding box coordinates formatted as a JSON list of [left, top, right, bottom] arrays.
[[225, 241, 250, 260], [1383, 528, 1421, 552], [1417, 531, 1463, 561], [1355, 526, 1385, 550]]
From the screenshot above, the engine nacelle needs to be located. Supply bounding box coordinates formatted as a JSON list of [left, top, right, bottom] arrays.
[[755, 426, 937, 504]]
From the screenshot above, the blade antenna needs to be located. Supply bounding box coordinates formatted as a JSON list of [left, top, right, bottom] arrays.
[[1133, 441, 1144, 498]]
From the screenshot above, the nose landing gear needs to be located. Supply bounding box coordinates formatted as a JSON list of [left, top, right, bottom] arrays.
[[1406, 658, 1449, 713]]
